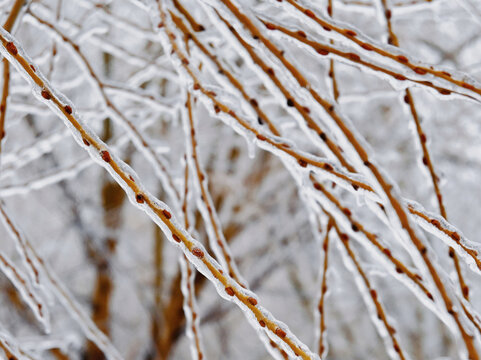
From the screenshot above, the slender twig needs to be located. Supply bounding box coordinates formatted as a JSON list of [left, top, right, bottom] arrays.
[[186, 2, 480, 356], [280, 0, 481, 100], [317, 219, 333, 357], [0, 0, 29, 158], [180, 154, 205, 360], [0, 201, 122, 359], [330, 214, 408, 360], [0, 18, 319, 360], [257, 19, 461, 100], [143, 10, 481, 288], [28, 10, 181, 208], [184, 92, 245, 284], [327, 0, 339, 102], [309, 178, 432, 299], [170, 9, 280, 136], [377, 0, 470, 302]]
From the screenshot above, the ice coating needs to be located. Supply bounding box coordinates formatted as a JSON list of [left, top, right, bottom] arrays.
[[179, 162, 205, 360], [407, 200, 481, 274], [0, 201, 43, 288], [269, 0, 481, 101], [0, 8, 320, 360], [181, 0, 478, 327], [179, 254, 205, 360], [333, 226, 409, 360], [305, 182, 441, 310], [154, 16, 371, 199], [198, 2, 481, 354], [25, 244, 124, 360], [313, 215, 332, 359], [169, 0, 481, 357], [25, 11, 182, 212], [152, 2, 321, 357], [1, 0, 481, 358], [205, 0, 475, 108], [0, 329, 35, 360], [0, 196, 121, 358], [182, 93, 247, 285], [0, 117, 159, 197], [0, 251, 49, 332]]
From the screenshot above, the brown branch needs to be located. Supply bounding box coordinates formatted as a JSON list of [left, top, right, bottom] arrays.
[[0, 0, 28, 157], [0, 12, 318, 360], [378, 0, 469, 302], [282, 0, 481, 100], [170, 9, 280, 136], [168, 7, 481, 291], [310, 178, 432, 299], [208, 2, 480, 356], [215, 12, 356, 173], [28, 10, 181, 204], [172, 0, 205, 32], [180, 153, 204, 360], [327, 0, 339, 101], [317, 219, 333, 357], [185, 92, 244, 284], [4, 0, 27, 32], [170, 1, 481, 294], [198, 4, 481, 282], [168, 12, 369, 195], [0, 60, 9, 155], [0, 340, 16, 359], [330, 214, 408, 360], [84, 118, 127, 359], [259, 20, 460, 99]]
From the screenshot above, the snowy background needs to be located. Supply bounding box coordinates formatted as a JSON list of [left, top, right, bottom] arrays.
[[0, 0, 481, 359]]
